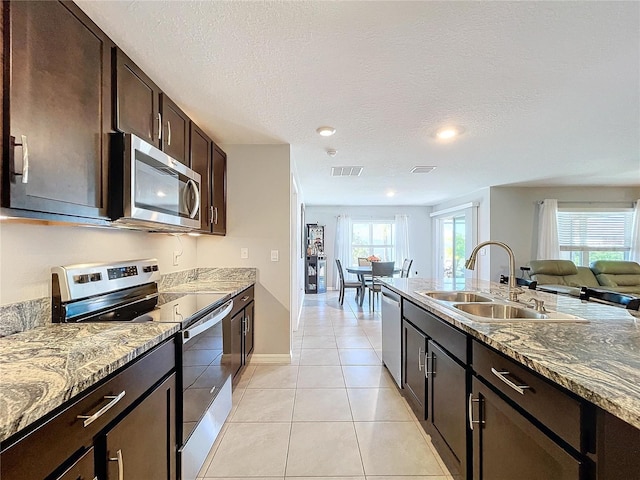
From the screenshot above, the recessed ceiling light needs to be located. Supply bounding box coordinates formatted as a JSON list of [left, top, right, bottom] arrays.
[[386, 191, 396, 198], [326, 149, 337, 157], [316, 126, 336, 137], [410, 166, 436, 174], [435, 126, 464, 140]]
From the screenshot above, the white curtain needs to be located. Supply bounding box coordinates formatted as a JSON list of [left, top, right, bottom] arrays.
[[537, 199, 560, 259], [631, 200, 640, 263], [334, 214, 353, 287], [394, 214, 410, 271]]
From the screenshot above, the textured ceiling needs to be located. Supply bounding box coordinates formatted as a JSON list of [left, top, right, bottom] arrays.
[[76, 1, 640, 206]]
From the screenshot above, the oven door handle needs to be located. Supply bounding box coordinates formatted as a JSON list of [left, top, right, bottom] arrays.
[[182, 300, 233, 343]]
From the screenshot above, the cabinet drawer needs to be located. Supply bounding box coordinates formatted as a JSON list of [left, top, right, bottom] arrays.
[[403, 300, 467, 363], [54, 446, 95, 480], [472, 339, 582, 452], [231, 286, 254, 318], [0, 339, 176, 480]]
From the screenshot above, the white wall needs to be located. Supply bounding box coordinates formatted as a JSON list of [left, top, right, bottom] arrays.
[[197, 144, 291, 358], [489, 185, 640, 278], [303, 205, 431, 289], [0, 221, 197, 305]]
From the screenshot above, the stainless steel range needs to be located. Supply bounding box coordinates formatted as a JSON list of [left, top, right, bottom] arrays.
[[52, 259, 235, 480]]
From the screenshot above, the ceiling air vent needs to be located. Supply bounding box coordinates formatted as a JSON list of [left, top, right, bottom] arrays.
[[410, 166, 436, 174], [331, 166, 363, 177]]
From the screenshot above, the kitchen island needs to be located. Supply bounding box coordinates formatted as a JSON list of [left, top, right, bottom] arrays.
[[380, 277, 640, 480]]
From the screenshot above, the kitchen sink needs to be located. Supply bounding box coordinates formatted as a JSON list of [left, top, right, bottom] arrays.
[[452, 302, 587, 323], [417, 291, 494, 303]]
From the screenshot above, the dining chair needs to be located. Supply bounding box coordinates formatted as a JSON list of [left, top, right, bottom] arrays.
[[358, 257, 372, 266], [367, 261, 395, 310], [401, 259, 413, 278], [335, 259, 362, 306]]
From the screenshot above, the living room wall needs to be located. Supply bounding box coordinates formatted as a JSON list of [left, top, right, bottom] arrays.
[[489, 186, 640, 279]]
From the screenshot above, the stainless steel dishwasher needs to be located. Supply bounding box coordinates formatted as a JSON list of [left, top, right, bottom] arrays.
[[381, 286, 402, 387]]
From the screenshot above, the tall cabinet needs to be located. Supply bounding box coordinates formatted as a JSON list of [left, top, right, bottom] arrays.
[[305, 224, 326, 294]]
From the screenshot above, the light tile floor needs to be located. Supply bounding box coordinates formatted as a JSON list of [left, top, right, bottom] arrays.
[[197, 290, 453, 480]]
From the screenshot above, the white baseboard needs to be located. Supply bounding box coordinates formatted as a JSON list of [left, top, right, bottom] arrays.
[[247, 353, 291, 364]]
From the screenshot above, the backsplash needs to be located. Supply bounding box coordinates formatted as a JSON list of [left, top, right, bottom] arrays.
[[0, 267, 257, 337]]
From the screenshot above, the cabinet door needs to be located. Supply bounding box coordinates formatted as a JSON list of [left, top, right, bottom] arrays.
[[104, 374, 176, 480], [428, 340, 467, 468], [402, 320, 427, 420], [471, 377, 581, 480], [230, 310, 244, 377], [114, 48, 160, 146], [244, 302, 255, 358], [3, 1, 112, 218], [160, 94, 190, 165], [190, 123, 212, 232], [211, 144, 227, 235], [55, 447, 95, 480]]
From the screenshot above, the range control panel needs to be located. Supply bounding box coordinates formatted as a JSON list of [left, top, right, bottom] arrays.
[[53, 259, 160, 302]]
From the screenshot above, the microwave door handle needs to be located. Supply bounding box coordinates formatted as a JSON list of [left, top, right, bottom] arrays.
[[186, 179, 200, 219], [182, 300, 233, 344]]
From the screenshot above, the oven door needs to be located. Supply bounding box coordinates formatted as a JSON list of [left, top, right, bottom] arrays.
[[180, 300, 234, 480]]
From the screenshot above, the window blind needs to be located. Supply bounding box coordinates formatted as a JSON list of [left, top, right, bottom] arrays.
[[557, 210, 633, 250]]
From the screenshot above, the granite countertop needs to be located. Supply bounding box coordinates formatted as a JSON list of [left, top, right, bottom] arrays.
[[161, 279, 254, 295], [0, 321, 179, 444], [382, 277, 640, 429]]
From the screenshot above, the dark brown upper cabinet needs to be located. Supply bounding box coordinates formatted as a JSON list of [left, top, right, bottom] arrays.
[[189, 122, 227, 235], [211, 143, 227, 235], [114, 48, 161, 147], [1, 1, 113, 219], [160, 94, 190, 166], [189, 122, 212, 231]]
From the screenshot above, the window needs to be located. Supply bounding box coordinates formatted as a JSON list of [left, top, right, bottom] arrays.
[[351, 221, 395, 265], [558, 209, 634, 266]]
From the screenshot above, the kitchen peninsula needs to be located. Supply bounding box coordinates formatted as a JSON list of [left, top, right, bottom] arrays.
[[380, 277, 640, 480]]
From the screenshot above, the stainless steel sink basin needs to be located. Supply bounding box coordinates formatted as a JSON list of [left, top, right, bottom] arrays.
[[418, 291, 494, 303], [454, 303, 546, 319], [452, 303, 587, 323]]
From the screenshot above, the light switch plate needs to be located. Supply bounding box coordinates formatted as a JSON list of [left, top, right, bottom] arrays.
[[271, 250, 279, 262]]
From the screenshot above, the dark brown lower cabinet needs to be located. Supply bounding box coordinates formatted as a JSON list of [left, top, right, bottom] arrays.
[[402, 320, 427, 420], [428, 340, 466, 472], [244, 301, 254, 357], [229, 309, 244, 378], [54, 447, 95, 480], [471, 377, 582, 480], [102, 373, 176, 480]]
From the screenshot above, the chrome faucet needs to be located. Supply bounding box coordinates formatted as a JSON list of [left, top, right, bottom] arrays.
[[465, 241, 520, 302]]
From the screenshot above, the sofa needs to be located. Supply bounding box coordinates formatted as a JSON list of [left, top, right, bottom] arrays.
[[529, 259, 640, 297]]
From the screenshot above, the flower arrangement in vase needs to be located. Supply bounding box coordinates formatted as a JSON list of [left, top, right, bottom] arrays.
[[367, 255, 380, 262]]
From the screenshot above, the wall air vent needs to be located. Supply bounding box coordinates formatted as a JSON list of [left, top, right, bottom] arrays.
[[410, 166, 436, 174], [331, 166, 363, 177]]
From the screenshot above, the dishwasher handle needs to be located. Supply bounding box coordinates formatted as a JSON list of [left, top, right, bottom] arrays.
[[183, 300, 233, 343], [381, 290, 400, 308]]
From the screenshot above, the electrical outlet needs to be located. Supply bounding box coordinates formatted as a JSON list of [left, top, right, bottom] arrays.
[[173, 251, 180, 266], [241, 248, 249, 259]]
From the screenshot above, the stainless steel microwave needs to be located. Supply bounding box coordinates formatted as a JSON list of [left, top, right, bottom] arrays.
[[109, 133, 201, 231]]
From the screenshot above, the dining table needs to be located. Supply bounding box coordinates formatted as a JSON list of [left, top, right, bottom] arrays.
[[346, 265, 401, 306]]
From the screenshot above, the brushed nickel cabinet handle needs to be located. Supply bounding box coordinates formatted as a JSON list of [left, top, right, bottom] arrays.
[[210, 206, 214, 225], [77, 391, 126, 427], [214, 206, 219, 225], [468, 394, 483, 430], [12, 135, 29, 184], [425, 352, 435, 378], [157, 113, 162, 141], [418, 347, 424, 371], [491, 367, 530, 395], [108, 449, 124, 480], [241, 295, 250, 302], [167, 120, 172, 146]]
